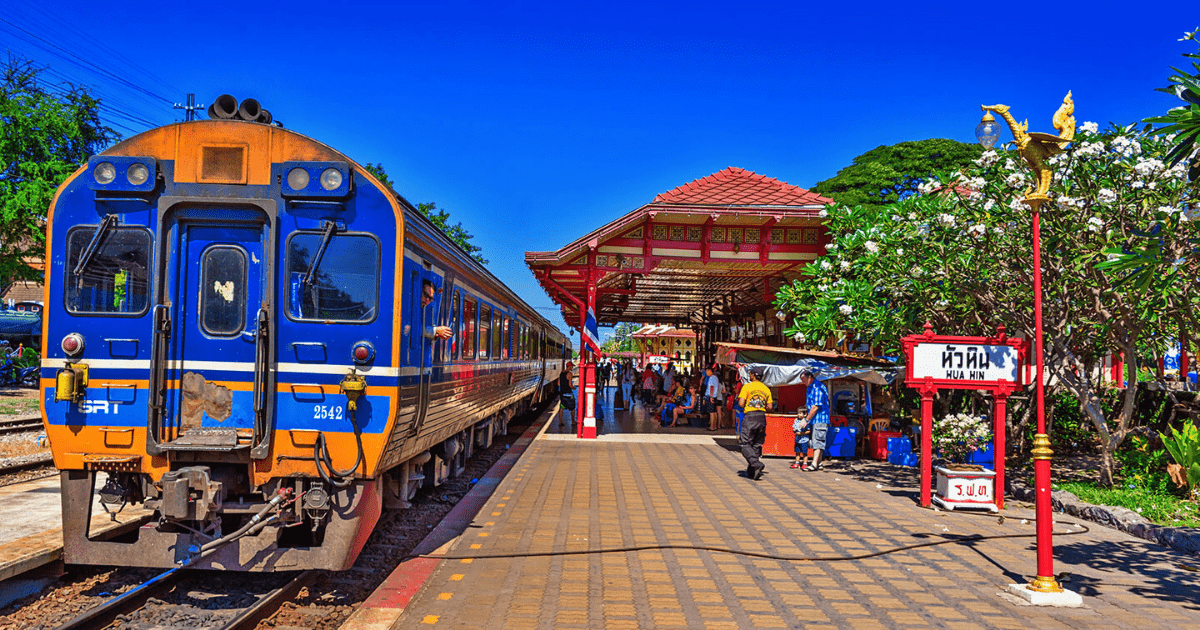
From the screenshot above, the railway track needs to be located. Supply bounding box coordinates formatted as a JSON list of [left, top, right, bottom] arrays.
[[0, 414, 42, 435], [1, 400, 555, 630], [52, 569, 315, 630]]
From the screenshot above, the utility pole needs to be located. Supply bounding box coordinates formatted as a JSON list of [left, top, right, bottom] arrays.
[[173, 93, 204, 121]]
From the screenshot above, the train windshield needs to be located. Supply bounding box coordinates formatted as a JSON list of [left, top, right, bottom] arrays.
[[64, 226, 151, 315], [286, 232, 379, 322]]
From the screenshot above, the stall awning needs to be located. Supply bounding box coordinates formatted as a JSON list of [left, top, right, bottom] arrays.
[[715, 341, 901, 386]]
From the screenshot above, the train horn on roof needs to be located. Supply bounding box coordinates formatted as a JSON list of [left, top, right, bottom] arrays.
[[256, 109, 273, 125], [237, 98, 261, 121], [207, 94, 238, 119]]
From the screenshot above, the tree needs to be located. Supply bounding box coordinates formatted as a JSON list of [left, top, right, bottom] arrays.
[[776, 124, 1194, 485], [362, 163, 487, 264], [602, 322, 640, 353], [812, 139, 984, 210], [1144, 27, 1200, 184], [0, 57, 118, 285]]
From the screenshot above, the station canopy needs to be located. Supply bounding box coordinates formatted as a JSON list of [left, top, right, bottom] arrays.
[[526, 167, 835, 332]]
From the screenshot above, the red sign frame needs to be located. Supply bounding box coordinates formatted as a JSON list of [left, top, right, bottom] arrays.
[[900, 323, 1029, 509]]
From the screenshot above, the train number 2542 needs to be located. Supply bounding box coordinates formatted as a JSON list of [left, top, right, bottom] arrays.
[[313, 405, 345, 420]]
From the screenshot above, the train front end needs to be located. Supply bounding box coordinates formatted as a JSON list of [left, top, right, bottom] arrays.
[[42, 117, 404, 570]]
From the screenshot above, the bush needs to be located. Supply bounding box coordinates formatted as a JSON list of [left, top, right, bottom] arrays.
[[1057, 481, 1200, 527], [1116, 435, 1178, 495]]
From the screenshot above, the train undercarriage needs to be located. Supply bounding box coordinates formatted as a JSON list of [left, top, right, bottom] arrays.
[[61, 402, 526, 571]]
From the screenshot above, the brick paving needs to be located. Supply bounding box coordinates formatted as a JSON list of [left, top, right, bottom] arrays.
[[393, 393, 1200, 629]]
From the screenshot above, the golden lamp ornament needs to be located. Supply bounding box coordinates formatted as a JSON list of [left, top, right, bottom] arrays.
[[975, 92, 1076, 200]]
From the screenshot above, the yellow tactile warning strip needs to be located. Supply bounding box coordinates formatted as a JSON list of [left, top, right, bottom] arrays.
[[395, 439, 1200, 629]]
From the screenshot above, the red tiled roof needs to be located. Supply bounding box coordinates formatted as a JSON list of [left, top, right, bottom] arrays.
[[653, 167, 833, 207]]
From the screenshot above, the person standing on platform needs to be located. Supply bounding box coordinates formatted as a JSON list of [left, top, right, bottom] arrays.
[[622, 360, 636, 407], [738, 367, 773, 480], [559, 361, 576, 428], [641, 365, 657, 407], [704, 365, 722, 431], [798, 370, 830, 470], [662, 363, 676, 401]]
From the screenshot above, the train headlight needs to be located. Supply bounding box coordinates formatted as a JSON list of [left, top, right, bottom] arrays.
[[351, 341, 375, 364], [279, 162, 351, 198], [61, 333, 85, 356], [126, 163, 150, 186], [287, 167, 310, 191], [320, 168, 343, 190], [88, 156, 156, 193], [94, 162, 117, 184]]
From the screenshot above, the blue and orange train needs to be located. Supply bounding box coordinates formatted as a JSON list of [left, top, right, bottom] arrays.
[[41, 96, 571, 571]]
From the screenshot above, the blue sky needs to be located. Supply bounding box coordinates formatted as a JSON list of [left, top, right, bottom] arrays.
[[3, 1, 1193, 339]]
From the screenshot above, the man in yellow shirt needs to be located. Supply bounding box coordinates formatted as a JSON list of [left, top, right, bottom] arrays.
[[738, 366, 773, 480]]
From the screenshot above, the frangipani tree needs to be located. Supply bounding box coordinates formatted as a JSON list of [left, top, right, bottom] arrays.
[[775, 124, 1194, 484]]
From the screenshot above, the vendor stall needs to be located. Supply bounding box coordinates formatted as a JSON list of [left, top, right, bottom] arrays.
[[715, 342, 902, 459]]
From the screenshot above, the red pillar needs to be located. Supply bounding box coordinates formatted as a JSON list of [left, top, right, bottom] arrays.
[[578, 274, 599, 439], [919, 387, 934, 508], [993, 393, 1007, 510]]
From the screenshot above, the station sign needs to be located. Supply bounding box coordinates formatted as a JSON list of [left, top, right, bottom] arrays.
[[910, 343, 1020, 383], [899, 323, 1028, 511]]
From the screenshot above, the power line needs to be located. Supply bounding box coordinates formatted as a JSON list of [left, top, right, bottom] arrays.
[[0, 16, 173, 104], [16, 5, 183, 99]]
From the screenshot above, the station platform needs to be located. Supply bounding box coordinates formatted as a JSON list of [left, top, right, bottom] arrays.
[[347, 386, 1200, 629], [0, 473, 150, 584]]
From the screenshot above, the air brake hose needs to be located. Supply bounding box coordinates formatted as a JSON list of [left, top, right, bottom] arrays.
[[313, 405, 365, 488]]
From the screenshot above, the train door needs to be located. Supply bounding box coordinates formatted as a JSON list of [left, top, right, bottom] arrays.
[[403, 257, 442, 435], [162, 219, 268, 451]]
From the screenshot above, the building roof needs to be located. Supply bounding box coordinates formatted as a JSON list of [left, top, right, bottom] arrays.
[[526, 167, 833, 329], [631, 325, 696, 339], [654, 167, 834, 207]]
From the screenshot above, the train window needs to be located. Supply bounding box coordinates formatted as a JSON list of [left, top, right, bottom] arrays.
[[478, 304, 491, 360], [199, 245, 247, 336], [64, 226, 152, 316], [286, 231, 379, 323], [491, 311, 501, 361], [501, 316, 510, 360], [450, 291, 461, 360], [463, 297, 477, 359]]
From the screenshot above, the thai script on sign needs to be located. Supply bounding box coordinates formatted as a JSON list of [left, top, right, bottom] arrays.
[[949, 477, 993, 500]]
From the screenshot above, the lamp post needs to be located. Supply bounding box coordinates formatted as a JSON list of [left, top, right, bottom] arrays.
[[975, 93, 1081, 603]]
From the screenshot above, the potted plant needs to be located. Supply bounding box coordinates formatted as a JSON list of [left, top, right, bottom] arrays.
[[932, 413, 998, 511]]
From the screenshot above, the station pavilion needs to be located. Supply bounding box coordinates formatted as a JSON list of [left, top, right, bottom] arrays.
[[526, 166, 834, 435]]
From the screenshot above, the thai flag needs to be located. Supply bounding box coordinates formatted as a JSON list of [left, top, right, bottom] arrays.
[[583, 306, 602, 354]]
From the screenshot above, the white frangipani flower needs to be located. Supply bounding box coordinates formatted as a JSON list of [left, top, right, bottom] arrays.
[[1079, 121, 1099, 134], [838, 304, 853, 316], [1097, 188, 1117, 204], [1086, 217, 1103, 233], [864, 240, 879, 253]]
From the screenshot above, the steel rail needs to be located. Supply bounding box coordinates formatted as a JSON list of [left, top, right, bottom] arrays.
[[51, 567, 182, 630], [0, 454, 54, 476], [220, 570, 315, 630]]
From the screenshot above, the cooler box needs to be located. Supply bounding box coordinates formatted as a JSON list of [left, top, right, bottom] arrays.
[[762, 414, 797, 457], [827, 426, 857, 458], [867, 430, 902, 460]]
